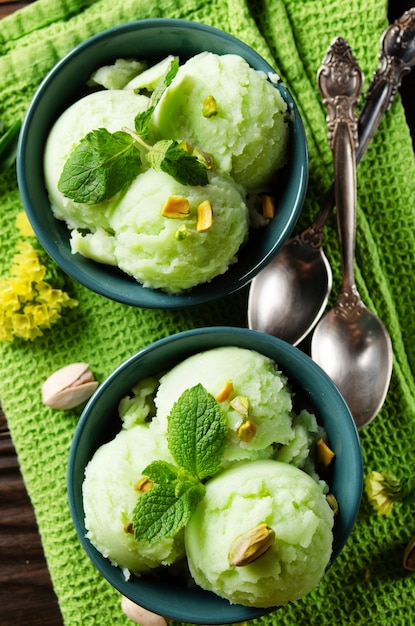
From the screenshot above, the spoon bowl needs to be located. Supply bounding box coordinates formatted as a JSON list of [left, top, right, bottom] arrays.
[[248, 236, 332, 345], [311, 297, 393, 428]]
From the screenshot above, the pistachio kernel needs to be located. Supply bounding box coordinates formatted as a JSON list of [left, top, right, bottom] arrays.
[[316, 437, 336, 468], [230, 395, 250, 418], [202, 95, 218, 117], [134, 477, 153, 492], [197, 200, 213, 232], [326, 493, 340, 515], [192, 146, 214, 169], [215, 380, 234, 402], [161, 196, 190, 218], [237, 419, 257, 442], [123, 522, 134, 534], [262, 194, 275, 219], [175, 224, 190, 241], [178, 140, 192, 154], [229, 522, 275, 566]]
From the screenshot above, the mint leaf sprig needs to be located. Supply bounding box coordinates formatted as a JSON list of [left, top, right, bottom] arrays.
[[57, 57, 208, 205], [134, 57, 179, 139], [132, 384, 228, 543], [58, 128, 142, 204]]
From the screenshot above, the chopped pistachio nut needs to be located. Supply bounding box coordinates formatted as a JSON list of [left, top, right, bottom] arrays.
[[124, 522, 134, 534], [262, 194, 276, 219], [175, 224, 191, 241], [197, 200, 213, 232], [326, 493, 339, 515], [237, 419, 257, 442], [192, 146, 214, 169], [161, 196, 190, 218], [229, 522, 275, 566], [215, 380, 234, 402], [134, 477, 153, 492], [316, 437, 335, 468], [178, 140, 192, 153], [202, 95, 218, 118], [230, 395, 250, 418]]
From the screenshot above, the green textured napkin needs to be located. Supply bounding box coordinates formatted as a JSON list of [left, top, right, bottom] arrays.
[[1, 0, 415, 624]]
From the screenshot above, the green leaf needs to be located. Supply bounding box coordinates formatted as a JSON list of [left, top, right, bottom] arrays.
[[132, 478, 205, 543], [134, 58, 179, 139], [143, 459, 181, 486], [58, 128, 142, 205], [0, 120, 21, 173], [147, 140, 209, 186], [134, 106, 155, 139], [167, 383, 228, 480], [151, 57, 179, 103]]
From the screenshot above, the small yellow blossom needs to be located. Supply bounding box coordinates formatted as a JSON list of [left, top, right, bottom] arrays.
[[0, 213, 78, 342], [365, 471, 415, 516], [16, 211, 35, 237]]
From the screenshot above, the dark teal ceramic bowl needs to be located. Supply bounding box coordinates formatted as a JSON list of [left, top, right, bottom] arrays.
[[17, 18, 308, 309], [67, 327, 363, 624]]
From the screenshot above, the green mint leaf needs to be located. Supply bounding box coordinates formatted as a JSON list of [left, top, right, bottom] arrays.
[[58, 128, 142, 205], [132, 477, 205, 543], [134, 58, 179, 139], [151, 57, 179, 104], [147, 140, 209, 186], [167, 383, 228, 480], [134, 106, 155, 139], [143, 460, 181, 486]]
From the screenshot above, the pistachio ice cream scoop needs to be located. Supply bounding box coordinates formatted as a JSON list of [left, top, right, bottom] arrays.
[[153, 346, 296, 464], [185, 459, 334, 607], [149, 52, 289, 191], [82, 423, 182, 578], [44, 89, 150, 231]]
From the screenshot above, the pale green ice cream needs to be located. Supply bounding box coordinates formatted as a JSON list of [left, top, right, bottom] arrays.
[[108, 170, 248, 293], [82, 423, 181, 579], [185, 459, 334, 607], [153, 346, 297, 465], [149, 52, 289, 191], [44, 89, 150, 230]]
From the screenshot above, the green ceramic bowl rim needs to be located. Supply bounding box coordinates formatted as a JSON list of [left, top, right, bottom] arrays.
[[67, 326, 363, 623], [17, 18, 308, 309]]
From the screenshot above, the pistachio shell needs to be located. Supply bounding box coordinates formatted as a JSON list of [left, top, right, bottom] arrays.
[[42, 363, 98, 410], [229, 522, 275, 566], [121, 596, 167, 626]]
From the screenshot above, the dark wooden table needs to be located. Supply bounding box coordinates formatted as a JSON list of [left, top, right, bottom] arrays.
[[1, 1, 415, 625]]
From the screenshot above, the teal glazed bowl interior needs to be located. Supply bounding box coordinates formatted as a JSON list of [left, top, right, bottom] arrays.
[[17, 18, 308, 309], [67, 327, 363, 624]]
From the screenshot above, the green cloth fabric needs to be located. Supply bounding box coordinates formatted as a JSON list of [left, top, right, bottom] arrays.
[[1, 0, 415, 623]]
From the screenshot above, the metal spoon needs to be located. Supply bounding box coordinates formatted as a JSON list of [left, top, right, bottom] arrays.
[[311, 37, 392, 429], [248, 8, 415, 346]]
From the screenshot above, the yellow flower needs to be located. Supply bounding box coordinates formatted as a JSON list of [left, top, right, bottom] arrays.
[[11, 241, 46, 282], [0, 280, 21, 312], [0, 221, 78, 342], [11, 312, 43, 341], [365, 471, 415, 516], [16, 211, 35, 237]]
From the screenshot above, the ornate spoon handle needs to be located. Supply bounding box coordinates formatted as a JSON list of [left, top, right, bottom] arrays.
[[311, 7, 415, 235], [317, 38, 364, 293]]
